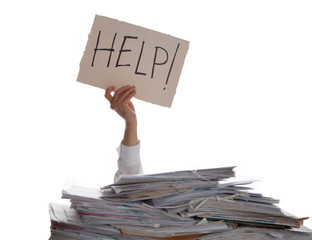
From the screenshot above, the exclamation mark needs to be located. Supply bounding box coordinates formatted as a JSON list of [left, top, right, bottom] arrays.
[[163, 43, 180, 90]]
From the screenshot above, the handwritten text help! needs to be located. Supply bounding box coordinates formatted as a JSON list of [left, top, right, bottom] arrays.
[[77, 15, 189, 107]]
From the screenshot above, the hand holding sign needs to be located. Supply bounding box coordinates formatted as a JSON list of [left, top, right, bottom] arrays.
[[77, 15, 189, 107], [105, 85, 137, 126], [105, 85, 139, 146]]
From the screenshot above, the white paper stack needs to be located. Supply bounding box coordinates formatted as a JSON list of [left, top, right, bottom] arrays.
[[49, 167, 312, 239]]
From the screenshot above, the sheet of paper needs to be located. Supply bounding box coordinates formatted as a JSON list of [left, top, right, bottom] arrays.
[[77, 15, 189, 107]]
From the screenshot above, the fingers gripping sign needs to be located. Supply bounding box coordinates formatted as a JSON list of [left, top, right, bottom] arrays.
[[105, 85, 137, 126]]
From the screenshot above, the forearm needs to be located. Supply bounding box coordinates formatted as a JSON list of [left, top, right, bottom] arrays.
[[122, 121, 139, 146]]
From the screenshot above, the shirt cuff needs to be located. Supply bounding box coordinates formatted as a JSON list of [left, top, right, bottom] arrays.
[[116, 142, 141, 166]]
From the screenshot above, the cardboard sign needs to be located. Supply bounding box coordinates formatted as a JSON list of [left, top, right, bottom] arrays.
[[77, 15, 189, 107]]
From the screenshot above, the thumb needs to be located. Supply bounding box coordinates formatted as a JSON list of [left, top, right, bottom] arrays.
[[105, 86, 116, 102]]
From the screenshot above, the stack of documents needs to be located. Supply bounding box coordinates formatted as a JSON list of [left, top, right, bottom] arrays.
[[49, 167, 312, 239]]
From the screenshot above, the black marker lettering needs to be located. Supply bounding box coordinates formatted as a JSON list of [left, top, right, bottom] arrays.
[[116, 36, 138, 67], [91, 31, 116, 67], [151, 46, 168, 79], [135, 41, 147, 76], [164, 43, 180, 90]]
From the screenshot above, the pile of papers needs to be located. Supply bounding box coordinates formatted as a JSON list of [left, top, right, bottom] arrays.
[[49, 167, 312, 239]]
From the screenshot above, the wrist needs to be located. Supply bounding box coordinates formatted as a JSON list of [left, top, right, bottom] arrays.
[[125, 118, 137, 129]]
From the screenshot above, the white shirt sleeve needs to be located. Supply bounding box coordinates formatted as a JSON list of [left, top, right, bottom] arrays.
[[114, 142, 143, 182]]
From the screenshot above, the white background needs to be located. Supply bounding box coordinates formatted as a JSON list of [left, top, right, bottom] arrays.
[[0, 0, 311, 239]]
